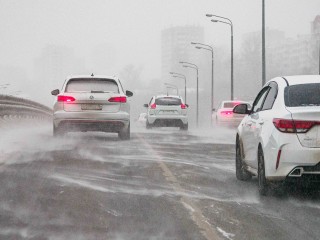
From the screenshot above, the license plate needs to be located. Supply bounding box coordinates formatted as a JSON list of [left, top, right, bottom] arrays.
[[160, 110, 176, 114], [81, 104, 102, 110]]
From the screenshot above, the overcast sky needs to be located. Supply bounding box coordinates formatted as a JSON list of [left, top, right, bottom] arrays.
[[0, 0, 319, 85]]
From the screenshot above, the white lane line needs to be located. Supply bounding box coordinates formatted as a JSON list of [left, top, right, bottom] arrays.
[[137, 133, 222, 240]]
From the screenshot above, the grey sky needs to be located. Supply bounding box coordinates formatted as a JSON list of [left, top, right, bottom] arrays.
[[0, 0, 319, 82]]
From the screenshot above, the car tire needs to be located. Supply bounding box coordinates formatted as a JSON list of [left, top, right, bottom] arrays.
[[146, 121, 152, 129], [236, 137, 252, 181], [258, 146, 268, 196], [53, 125, 64, 137], [180, 123, 188, 131], [119, 123, 130, 140]]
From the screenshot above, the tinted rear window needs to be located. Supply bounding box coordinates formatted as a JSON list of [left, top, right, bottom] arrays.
[[155, 97, 181, 105], [65, 78, 119, 93], [285, 83, 320, 107], [223, 102, 240, 108]]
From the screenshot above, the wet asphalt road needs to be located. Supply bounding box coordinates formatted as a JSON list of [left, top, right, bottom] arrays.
[[0, 120, 319, 240]]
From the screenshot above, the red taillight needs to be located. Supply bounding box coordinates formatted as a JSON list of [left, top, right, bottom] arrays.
[[108, 96, 127, 103], [181, 103, 187, 109], [294, 120, 317, 133], [273, 118, 318, 133], [150, 103, 156, 109], [221, 111, 233, 115], [57, 95, 76, 102]]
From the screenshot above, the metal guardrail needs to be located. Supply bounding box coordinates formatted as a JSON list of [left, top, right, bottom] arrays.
[[0, 94, 52, 119]]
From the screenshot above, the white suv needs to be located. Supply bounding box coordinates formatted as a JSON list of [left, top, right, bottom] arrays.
[[144, 95, 188, 130], [51, 75, 133, 140], [234, 75, 320, 195]]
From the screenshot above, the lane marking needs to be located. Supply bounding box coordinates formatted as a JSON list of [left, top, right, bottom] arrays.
[[137, 133, 222, 240]]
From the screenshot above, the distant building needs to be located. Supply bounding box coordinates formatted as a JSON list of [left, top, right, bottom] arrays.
[[33, 45, 85, 105], [34, 44, 85, 89], [161, 26, 204, 80], [311, 15, 320, 34]]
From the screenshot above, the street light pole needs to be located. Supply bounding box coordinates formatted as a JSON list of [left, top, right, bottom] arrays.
[[206, 14, 234, 100], [191, 42, 214, 127], [262, 0, 266, 86], [180, 61, 199, 127], [169, 72, 187, 103]]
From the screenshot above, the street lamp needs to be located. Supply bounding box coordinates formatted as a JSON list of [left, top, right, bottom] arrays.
[[206, 14, 234, 100], [164, 83, 179, 95], [262, 0, 266, 85], [179, 61, 199, 127], [191, 42, 214, 126], [169, 72, 187, 102]]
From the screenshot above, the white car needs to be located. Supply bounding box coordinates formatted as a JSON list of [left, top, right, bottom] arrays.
[[234, 75, 320, 195], [214, 100, 251, 126], [51, 75, 133, 140], [144, 95, 188, 130]]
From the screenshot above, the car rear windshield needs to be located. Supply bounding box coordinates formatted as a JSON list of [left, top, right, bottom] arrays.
[[155, 97, 181, 106], [285, 83, 320, 107], [65, 78, 119, 93], [223, 102, 240, 108]]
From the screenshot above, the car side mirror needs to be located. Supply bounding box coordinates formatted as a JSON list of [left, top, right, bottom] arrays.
[[212, 108, 216, 112], [51, 89, 60, 96], [233, 104, 249, 114], [143, 104, 149, 108], [126, 90, 133, 97], [186, 104, 189, 108]]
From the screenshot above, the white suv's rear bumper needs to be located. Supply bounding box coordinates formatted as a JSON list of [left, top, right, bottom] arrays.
[[53, 110, 130, 132], [147, 114, 188, 125]]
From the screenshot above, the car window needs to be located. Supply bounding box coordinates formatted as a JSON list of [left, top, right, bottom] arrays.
[[252, 87, 270, 113], [262, 82, 278, 110], [65, 78, 119, 93], [284, 83, 320, 107], [155, 97, 181, 105], [223, 102, 239, 108]]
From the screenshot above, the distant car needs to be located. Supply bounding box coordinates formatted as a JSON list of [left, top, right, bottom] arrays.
[[214, 100, 251, 126], [51, 75, 133, 140], [144, 95, 188, 130], [234, 75, 320, 195]]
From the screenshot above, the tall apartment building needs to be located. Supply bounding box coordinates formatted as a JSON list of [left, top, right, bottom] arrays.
[[161, 26, 204, 80]]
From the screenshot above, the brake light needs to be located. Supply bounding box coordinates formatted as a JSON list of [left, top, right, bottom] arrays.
[[294, 120, 317, 133], [108, 96, 127, 103], [221, 111, 233, 115], [181, 103, 187, 109], [273, 118, 318, 133], [150, 103, 156, 109], [57, 95, 75, 102]]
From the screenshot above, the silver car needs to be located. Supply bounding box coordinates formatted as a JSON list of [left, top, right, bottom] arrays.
[[51, 75, 133, 139], [144, 95, 188, 130]]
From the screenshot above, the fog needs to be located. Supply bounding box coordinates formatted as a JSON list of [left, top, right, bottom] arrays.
[[0, 0, 319, 126]]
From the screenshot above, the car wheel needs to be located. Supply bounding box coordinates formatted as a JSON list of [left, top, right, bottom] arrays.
[[53, 125, 64, 137], [146, 121, 152, 129], [236, 137, 252, 181], [119, 123, 130, 140], [180, 123, 188, 131], [258, 146, 268, 196]]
